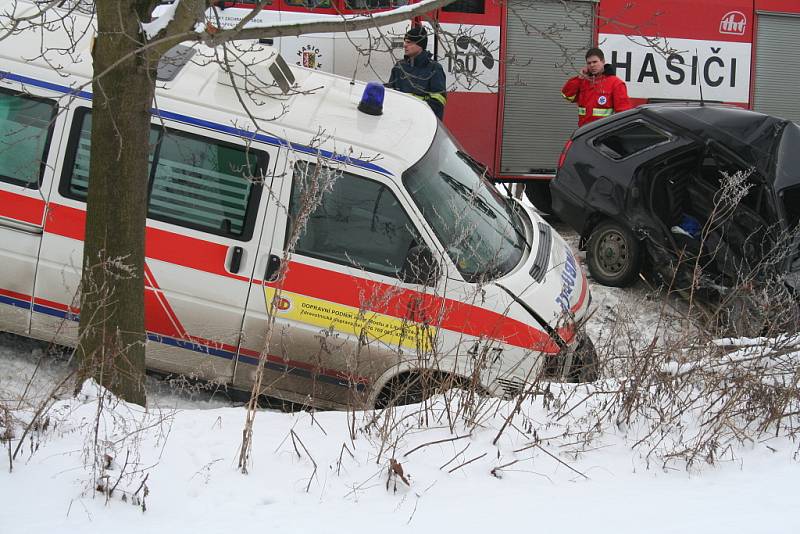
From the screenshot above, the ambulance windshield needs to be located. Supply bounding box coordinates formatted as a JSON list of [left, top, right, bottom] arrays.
[[403, 128, 526, 282]]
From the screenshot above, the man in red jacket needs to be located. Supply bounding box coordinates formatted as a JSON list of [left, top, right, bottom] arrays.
[[562, 47, 632, 127]]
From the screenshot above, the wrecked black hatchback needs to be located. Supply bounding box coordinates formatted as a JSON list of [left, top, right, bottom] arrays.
[[551, 103, 800, 330]]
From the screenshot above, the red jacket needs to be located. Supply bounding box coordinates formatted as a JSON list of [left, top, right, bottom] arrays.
[[562, 69, 632, 127]]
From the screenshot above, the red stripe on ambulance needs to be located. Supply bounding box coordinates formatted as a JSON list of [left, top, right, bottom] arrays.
[[143, 263, 189, 339], [44, 202, 249, 281], [273, 261, 562, 353], [38, 204, 578, 355], [0, 190, 46, 226]]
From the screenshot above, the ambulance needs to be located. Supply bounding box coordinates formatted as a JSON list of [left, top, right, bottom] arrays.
[[0, 1, 592, 409]]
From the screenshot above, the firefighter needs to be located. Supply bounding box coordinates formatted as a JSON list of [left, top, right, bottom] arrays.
[[386, 26, 447, 120], [562, 47, 632, 127]]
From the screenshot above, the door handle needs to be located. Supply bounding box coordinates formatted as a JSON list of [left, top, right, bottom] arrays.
[[229, 246, 243, 274], [0, 216, 43, 235], [265, 254, 281, 282]]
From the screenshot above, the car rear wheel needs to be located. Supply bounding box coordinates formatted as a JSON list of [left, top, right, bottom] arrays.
[[525, 180, 553, 214], [586, 221, 642, 287]]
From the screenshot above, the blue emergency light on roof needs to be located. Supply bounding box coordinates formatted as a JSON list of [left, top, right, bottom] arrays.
[[358, 82, 384, 116]]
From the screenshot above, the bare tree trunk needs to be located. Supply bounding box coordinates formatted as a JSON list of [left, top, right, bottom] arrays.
[[76, 0, 159, 406]]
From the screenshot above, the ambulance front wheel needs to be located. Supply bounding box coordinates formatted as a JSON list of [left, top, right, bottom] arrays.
[[374, 371, 470, 408], [568, 337, 598, 382]]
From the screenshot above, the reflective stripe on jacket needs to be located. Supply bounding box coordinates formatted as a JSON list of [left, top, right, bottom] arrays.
[[386, 50, 447, 120], [578, 107, 614, 118]]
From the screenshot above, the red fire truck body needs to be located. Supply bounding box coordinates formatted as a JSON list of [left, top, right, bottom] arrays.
[[219, 0, 800, 200]]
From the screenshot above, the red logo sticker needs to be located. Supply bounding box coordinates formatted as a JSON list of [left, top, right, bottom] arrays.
[[719, 11, 746, 35], [274, 297, 291, 312]]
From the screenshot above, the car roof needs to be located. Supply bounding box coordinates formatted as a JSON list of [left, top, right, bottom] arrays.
[[644, 104, 786, 153], [577, 103, 791, 180]]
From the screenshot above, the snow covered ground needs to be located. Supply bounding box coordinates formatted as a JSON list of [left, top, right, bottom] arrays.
[[1, 213, 799, 534], [2, 329, 798, 534]]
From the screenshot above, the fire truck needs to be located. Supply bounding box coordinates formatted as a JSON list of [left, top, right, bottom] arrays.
[[214, 0, 800, 210]]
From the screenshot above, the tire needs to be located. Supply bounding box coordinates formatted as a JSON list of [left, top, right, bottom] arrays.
[[525, 180, 553, 214], [374, 371, 474, 408], [568, 337, 598, 383], [586, 220, 643, 287], [375, 372, 443, 408]]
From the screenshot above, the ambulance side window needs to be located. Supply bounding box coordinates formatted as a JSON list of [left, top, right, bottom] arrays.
[[150, 128, 263, 238], [60, 108, 265, 240], [61, 110, 160, 200], [0, 89, 57, 189], [288, 162, 419, 277]]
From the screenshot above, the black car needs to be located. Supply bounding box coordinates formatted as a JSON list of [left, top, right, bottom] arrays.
[[551, 103, 800, 324]]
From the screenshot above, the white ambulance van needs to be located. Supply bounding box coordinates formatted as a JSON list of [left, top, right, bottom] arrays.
[[0, 1, 593, 409]]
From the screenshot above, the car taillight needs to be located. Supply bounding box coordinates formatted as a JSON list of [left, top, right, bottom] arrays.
[[557, 139, 573, 169]]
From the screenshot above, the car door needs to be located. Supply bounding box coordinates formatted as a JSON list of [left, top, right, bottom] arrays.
[[585, 118, 694, 221], [0, 85, 66, 335], [31, 105, 280, 385], [233, 158, 440, 407]]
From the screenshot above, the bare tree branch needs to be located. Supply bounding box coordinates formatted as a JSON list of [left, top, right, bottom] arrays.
[[141, 0, 456, 51]]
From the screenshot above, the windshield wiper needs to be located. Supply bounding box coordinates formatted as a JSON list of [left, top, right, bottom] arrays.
[[452, 152, 530, 252], [457, 150, 490, 178]]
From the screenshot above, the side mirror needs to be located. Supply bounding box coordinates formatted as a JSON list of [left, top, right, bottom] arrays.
[[400, 245, 441, 286]]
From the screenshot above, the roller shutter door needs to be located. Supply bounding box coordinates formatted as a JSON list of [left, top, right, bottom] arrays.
[[753, 13, 800, 122], [501, 0, 595, 174]]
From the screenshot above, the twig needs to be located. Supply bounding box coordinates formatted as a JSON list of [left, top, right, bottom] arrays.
[[13, 370, 75, 461], [447, 452, 487, 474], [513, 442, 538, 454], [403, 433, 471, 457], [132, 472, 149, 498], [108, 449, 131, 497], [491, 458, 522, 477], [439, 442, 471, 470], [290, 430, 318, 492], [535, 444, 588, 480], [337, 442, 354, 476], [555, 390, 601, 422], [289, 430, 303, 459]]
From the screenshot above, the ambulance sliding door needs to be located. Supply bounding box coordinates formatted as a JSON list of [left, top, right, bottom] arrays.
[[0, 85, 66, 335], [234, 158, 436, 407], [33, 106, 280, 385]]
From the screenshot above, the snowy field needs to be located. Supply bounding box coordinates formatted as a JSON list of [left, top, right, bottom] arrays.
[[1, 212, 799, 534]]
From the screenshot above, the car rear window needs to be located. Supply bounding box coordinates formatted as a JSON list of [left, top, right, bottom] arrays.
[[593, 121, 670, 159]]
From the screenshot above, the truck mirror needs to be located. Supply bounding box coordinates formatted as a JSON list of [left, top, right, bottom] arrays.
[[401, 245, 441, 286]]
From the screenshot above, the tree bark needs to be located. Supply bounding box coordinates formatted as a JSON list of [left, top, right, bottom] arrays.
[[76, 0, 159, 406]]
